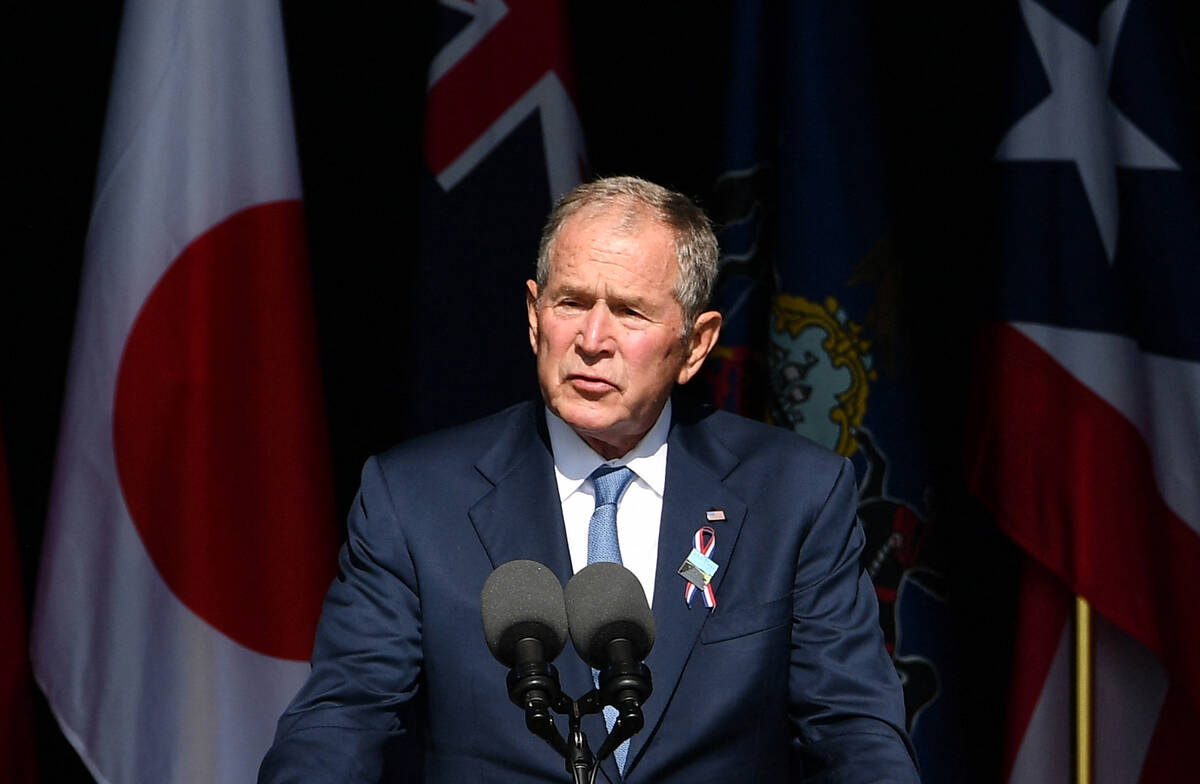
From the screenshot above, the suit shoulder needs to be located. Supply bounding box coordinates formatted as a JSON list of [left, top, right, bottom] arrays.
[[692, 408, 848, 473], [374, 400, 539, 473]]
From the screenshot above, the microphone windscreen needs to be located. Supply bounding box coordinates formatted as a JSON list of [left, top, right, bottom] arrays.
[[480, 560, 569, 667], [563, 562, 655, 668]]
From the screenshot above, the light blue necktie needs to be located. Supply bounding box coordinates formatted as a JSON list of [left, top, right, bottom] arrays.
[[588, 465, 634, 566], [586, 465, 635, 774]]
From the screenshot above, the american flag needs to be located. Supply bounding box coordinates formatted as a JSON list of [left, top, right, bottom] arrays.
[[968, 0, 1200, 779]]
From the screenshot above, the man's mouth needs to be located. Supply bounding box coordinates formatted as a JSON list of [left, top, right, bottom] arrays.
[[567, 374, 617, 393]]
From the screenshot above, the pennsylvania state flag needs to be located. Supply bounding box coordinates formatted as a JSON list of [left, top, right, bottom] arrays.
[[704, 2, 962, 780]]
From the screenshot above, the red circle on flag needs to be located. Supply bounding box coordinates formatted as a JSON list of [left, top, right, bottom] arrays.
[[113, 201, 338, 661]]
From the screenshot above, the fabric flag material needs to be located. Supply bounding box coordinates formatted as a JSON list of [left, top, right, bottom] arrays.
[[1, 419, 37, 784], [703, 2, 962, 780], [30, 2, 338, 782], [969, 0, 1200, 780], [407, 0, 587, 437]]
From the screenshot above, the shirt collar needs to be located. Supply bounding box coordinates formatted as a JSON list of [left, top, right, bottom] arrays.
[[545, 399, 672, 502]]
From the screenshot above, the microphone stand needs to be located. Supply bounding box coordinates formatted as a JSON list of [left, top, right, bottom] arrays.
[[563, 695, 599, 784], [509, 682, 599, 784], [506, 640, 652, 783], [506, 650, 596, 784]]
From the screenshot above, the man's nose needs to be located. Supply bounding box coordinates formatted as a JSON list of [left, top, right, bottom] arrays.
[[576, 304, 615, 355]]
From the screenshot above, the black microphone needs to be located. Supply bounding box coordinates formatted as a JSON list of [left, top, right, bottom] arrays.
[[480, 560, 570, 754], [563, 562, 655, 758]]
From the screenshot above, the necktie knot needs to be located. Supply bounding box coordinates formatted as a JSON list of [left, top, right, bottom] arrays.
[[590, 465, 634, 508]]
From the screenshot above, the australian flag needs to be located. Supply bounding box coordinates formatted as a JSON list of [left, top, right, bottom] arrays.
[[703, 1, 962, 780], [968, 0, 1200, 779], [410, 0, 586, 437]]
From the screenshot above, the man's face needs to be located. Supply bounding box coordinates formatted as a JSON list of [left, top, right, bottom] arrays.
[[527, 206, 719, 459]]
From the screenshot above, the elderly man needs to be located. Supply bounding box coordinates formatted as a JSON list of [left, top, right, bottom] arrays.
[[260, 176, 918, 783]]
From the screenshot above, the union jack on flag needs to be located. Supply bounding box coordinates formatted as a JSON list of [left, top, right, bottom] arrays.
[[409, 0, 588, 435]]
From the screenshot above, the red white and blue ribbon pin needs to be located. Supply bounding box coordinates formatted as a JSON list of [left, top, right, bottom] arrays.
[[679, 525, 718, 610]]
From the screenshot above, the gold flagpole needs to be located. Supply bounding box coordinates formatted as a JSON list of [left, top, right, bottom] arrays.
[[1075, 596, 1093, 784]]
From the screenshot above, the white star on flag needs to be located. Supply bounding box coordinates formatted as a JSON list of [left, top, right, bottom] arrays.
[[996, 0, 1179, 264]]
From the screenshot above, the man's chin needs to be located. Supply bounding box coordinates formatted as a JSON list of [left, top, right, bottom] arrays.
[[546, 398, 648, 459], [546, 396, 616, 428], [551, 404, 619, 435]]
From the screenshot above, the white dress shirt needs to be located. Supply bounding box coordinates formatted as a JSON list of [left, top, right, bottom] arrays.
[[544, 401, 670, 608]]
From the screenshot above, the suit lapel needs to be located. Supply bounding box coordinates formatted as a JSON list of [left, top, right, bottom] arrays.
[[466, 406, 604, 769], [468, 406, 572, 583], [624, 412, 747, 775], [466, 405, 748, 781]]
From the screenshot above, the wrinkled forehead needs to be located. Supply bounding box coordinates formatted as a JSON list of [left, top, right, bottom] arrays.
[[552, 208, 674, 280], [548, 203, 677, 277]]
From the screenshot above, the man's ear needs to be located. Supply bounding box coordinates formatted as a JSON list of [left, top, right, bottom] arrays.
[[676, 310, 722, 385], [526, 280, 540, 355]]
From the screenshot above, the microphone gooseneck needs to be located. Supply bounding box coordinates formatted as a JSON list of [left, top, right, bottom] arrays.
[[480, 559, 656, 783], [563, 562, 655, 764]]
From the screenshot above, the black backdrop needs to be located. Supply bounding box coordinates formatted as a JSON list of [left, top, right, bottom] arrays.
[[3, 1, 1030, 780]]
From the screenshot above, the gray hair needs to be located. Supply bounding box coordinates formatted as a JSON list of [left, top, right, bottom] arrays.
[[535, 176, 719, 331]]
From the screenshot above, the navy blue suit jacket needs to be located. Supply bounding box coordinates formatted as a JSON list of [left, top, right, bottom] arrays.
[[260, 400, 919, 783]]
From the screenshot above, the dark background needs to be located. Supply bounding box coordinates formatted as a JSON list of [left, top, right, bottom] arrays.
[[2, 1, 1036, 779]]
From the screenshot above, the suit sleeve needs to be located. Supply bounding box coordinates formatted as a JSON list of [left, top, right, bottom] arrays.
[[789, 458, 921, 783], [259, 456, 424, 784]]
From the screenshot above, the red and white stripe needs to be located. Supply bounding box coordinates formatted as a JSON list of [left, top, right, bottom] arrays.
[[970, 322, 1200, 781]]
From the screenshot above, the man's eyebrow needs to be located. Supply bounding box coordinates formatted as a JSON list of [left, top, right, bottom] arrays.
[[608, 288, 656, 309], [546, 283, 590, 300], [546, 281, 657, 312]]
